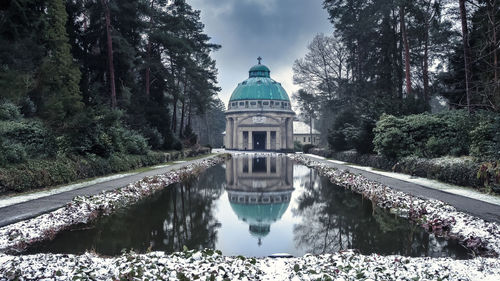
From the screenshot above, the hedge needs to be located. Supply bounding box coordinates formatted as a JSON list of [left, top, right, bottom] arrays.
[[373, 110, 472, 159], [309, 148, 396, 171], [0, 147, 211, 193], [309, 148, 497, 193], [393, 156, 483, 189]]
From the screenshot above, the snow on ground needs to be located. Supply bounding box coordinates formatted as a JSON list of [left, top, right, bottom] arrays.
[[0, 249, 498, 281], [292, 154, 500, 257]]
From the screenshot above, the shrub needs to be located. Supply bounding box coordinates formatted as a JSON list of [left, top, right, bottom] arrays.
[[141, 126, 164, 149], [119, 128, 149, 155], [0, 119, 56, 160], [0, 101, 22, 120], [373, 110, 472, 159], [294, 140, 303, 152], [477, 162, 500, 193], [327, 109, 374, 153], [0, 140, 27, 165], [302, 144, 314, 154], [393, 156, 482, 188], [470, 111, 500, 160], [0, 152, 169, 193], [332, 150, 396, 171]]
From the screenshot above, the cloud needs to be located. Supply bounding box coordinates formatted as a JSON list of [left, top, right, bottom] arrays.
[[189, 0, 332, 106]]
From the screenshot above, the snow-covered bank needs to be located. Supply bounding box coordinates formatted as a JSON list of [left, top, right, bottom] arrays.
[[289, 154, 500, 257], [0, 249, 498, 281], [0, 155, 227, 254]]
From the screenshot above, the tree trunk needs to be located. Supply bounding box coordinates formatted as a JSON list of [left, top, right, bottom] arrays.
[[309, 115, 313, 145], [423, 21, 430, 104], [179, 99, 185, 138], [145, 41, 151, 98], [102, 0, 116, 108], [486, 0, 498, 108], [145, 0, 154, 98], [400, 4, 412, 97], [171, 96, 177, 132], [459, 0, 472, 112]]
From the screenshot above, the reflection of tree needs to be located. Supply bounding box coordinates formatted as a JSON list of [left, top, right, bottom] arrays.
[[30, 165, 225, 255], [157, 165, 224, 252], [293, 170, 470, 258]]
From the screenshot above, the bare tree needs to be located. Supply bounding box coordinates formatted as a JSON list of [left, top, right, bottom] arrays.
[[293, 34, 348, 102]]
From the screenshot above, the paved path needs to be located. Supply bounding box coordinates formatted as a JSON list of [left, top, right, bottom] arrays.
[[0, 155, 216, 228], [301, 154, 500, 224]]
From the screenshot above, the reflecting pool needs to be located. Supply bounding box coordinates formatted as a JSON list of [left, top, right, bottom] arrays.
[[27, 155, 471, 258]]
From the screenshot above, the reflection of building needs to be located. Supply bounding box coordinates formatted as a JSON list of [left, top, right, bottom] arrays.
[[224, 58, 296, 151], [293, 121, 321, 145], [225, 155, 294, 245]]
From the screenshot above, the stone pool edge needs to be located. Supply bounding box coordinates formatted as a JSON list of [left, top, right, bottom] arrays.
[[0, 154, 229, 254], [288, 154, 500, 257]]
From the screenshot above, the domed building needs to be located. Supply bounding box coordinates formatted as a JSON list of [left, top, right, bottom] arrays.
[[225, 58, 295, 151]]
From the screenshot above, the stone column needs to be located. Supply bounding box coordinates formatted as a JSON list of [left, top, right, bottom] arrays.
[[266, 130, 271, 150], [266, 156, 271, 174], [276, 130, 281, 150], [287, 118, 294, 150], [232, 118, 238, 150], [281, 118, 286, 150], [227, 118, 233, 149], [248, 130, 253, 150]]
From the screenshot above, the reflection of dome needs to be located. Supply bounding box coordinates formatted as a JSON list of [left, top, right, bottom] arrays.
[[229, 201, 290, 226], [229, 200, 290, 245]]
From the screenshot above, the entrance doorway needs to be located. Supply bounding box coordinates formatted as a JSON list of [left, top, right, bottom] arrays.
[[252, 131, 266, 150]]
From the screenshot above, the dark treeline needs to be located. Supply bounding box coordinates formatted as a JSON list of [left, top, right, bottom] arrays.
[[0, 0, 224, 166], [293, 0, 499, 155]]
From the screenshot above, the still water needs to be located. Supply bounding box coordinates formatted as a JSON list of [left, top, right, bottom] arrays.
[[28, 155, 471, 258]]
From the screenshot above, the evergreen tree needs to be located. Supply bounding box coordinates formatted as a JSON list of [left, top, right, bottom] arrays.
[[38, 0, 83, 128]]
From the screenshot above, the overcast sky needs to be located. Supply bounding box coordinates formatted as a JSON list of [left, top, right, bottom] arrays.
[[189, 0, 332, 107]]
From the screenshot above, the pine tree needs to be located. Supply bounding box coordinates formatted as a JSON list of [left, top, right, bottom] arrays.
[[38, 0, 83, 128]]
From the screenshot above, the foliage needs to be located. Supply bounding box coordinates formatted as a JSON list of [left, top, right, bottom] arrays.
[[0, 148, 210, 193], [477, 162, 500, 193], [302, 144, 314, 154], [327, 109, 375, 154], [0, 101, 22, 120], [0, 118, 57, 161], [294, 140, 303, 152], [393, 156, 483, 189], [36, 0, 83, 128], [64, 109, 149, 157], [182, 124, 198, 147], [469, 111, 500, 160], [373, 110, 472, 159], [0, 0, 221, 170]]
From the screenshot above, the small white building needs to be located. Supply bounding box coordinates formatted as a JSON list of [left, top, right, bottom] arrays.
[[293, 121, 320, 145]]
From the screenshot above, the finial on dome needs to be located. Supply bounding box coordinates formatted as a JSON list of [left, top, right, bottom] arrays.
[[257, 56, 262, 65]]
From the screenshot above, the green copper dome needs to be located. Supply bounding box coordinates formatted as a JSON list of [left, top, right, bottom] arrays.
[[229, 63, 290, 101]]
